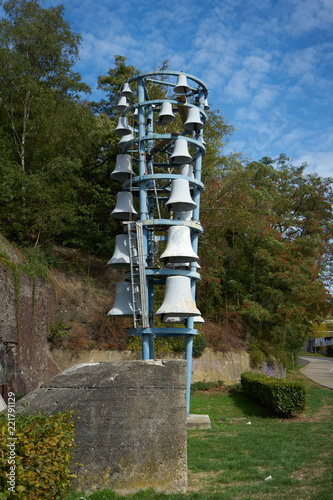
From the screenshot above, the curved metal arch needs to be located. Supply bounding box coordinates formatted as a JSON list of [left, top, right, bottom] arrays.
[[123, 174, 204, 192], [127, 71, 208, 96], [121, 133, 206, 154]]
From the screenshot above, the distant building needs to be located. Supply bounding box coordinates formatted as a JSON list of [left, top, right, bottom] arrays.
[[306, 320, 333, 352]]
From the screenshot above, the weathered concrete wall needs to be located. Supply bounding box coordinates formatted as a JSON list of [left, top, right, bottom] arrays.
[[191, 350, 250, 384], [50, 348, 251, 385], [17, 360, 187, 495], [0, 263, 59, 394]]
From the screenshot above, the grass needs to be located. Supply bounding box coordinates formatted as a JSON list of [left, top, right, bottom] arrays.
[[65, 367, 333, 500]]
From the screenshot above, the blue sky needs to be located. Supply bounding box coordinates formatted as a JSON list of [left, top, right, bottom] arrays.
[[40, 1, 333, 177]]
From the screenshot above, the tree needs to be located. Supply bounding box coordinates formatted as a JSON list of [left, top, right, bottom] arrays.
[[0, 0, 94, 244], [198, 156, 333, 362]]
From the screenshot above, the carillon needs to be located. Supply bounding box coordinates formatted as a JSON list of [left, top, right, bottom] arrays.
[[170, 137, 193, 164], [165, 179, 197, 212], [108, 70, 208, 415], [111, 191, 138, 220], [156, 276, 201, 317], [111, 154, 135, 181], [156, 101, 175, 125], [159, 226, 199, 263]]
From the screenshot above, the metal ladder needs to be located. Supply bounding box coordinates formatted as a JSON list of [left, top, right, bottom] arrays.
[[127, 222, 149, 329]]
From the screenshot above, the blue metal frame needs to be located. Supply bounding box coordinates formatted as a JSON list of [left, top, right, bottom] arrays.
[[115, 71, 207, 415]]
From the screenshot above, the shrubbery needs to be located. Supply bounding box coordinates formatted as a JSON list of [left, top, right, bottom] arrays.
[[0, 408, 76, 499], [241, 372, 307, 417]]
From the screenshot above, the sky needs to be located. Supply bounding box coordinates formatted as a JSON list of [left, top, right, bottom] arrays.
[[40, 0, 333, 178]]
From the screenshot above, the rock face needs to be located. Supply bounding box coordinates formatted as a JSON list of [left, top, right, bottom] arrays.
[[17, 360, 188, 495], [0, 261, 59, 395]]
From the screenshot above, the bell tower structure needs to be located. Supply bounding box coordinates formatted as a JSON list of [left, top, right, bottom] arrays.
[[108, 71, 209, 414]]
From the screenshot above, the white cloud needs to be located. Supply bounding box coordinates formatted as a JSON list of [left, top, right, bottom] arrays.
[[288, 0, 333, 34], [297, 152, 333, 178]]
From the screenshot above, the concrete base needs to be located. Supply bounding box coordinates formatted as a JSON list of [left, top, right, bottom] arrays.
[[17, 360, 187, 495], [187, 414, 211, 429]]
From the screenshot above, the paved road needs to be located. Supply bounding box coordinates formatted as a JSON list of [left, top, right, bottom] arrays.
[[298, 356, 333, 389]]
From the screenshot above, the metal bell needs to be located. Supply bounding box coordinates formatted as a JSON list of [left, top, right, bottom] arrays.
[[111, 154, 135, 181], [107, 281, 138, 317], [173, 210, 193, 221], [165, 178, 197, 212], [174, 73, 191, 94], [115, 96, 128, 112], [118, 132, 135, 148], [111, 191, 138, 220], [184, 106, 204, 131], [204, 98, 210, 111], [120, 82, 134, 98], [156, 101, 175, 125], [179, 164, 193, 177], [162, 315, 204, 324], [160, 226, 198, 263], [115, 116, 132, 136], [161, 315, 185, 325], [156, 276, 201, 317], [170, 138, 193, 164], [107, 234, 138, 268]]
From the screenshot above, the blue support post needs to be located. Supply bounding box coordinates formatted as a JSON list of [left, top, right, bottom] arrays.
[[137, 78, 150, 360]]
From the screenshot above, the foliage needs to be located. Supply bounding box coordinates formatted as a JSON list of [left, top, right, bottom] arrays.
[[191, 380, 224, 394], [192, 333, 207, 357], [241, 372, 307, 417], [0, 0, 97, 247], [0, 407, 76, 499], [199, 155, 333, 360]]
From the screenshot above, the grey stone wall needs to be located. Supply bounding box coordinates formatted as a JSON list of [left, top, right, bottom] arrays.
[[50, 348, 251, 385], [0, 264, 59, 394], [17, 360, 187, 495]]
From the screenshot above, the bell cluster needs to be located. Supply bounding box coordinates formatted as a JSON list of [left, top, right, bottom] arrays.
[[106, 71, 209, 332]]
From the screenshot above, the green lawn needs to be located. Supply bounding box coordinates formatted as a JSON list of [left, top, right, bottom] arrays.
[[66, 369, 333, 500]]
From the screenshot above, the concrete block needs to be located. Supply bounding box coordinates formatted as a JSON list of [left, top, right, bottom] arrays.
[[187, 414, 211, 429], [17, 360, 187, 495]]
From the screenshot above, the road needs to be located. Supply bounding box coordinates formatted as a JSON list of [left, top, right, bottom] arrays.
[[298, 356, 333, 389]]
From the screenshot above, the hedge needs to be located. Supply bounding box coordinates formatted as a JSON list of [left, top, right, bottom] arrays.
[[0, 405, 76, 499], [241, 372, 307, 417]]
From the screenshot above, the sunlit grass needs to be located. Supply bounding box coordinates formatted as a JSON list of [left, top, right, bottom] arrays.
[[65, 368, 333, 500]]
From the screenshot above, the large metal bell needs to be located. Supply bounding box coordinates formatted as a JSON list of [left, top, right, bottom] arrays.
[[156, 101, 175, 126], [165, 178, 197, 212], [179, 164, 193, 177], [160, 226, 198, 263], [115, 96, 128, 112], [170, 138, 192, 164], [111, 191, 138, 220], [118, 132, 135, 148], [174, 73, 191, 94], [107, 281, 138, 317], [184, 106, 204, 131], [173, 210, 193, 221], [115, 116, 132, 136], [156, 276, 201, 317], [107, 234, 138, 268], [111, 154, 135, 181], [120, 82, 134, 98], [162, 315, 204, 324]]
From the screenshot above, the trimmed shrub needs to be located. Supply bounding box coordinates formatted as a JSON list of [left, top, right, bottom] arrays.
[[191, 380, 224, 394], [0, 407, 76, 499], [241, 372, 307, 417]]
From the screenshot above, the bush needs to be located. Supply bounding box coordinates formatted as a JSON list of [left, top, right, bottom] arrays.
[[0, 406, 76, 499], [241, 372, 307, 417], [193, 333, 207, 358], [191, 380, 224, 394]]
